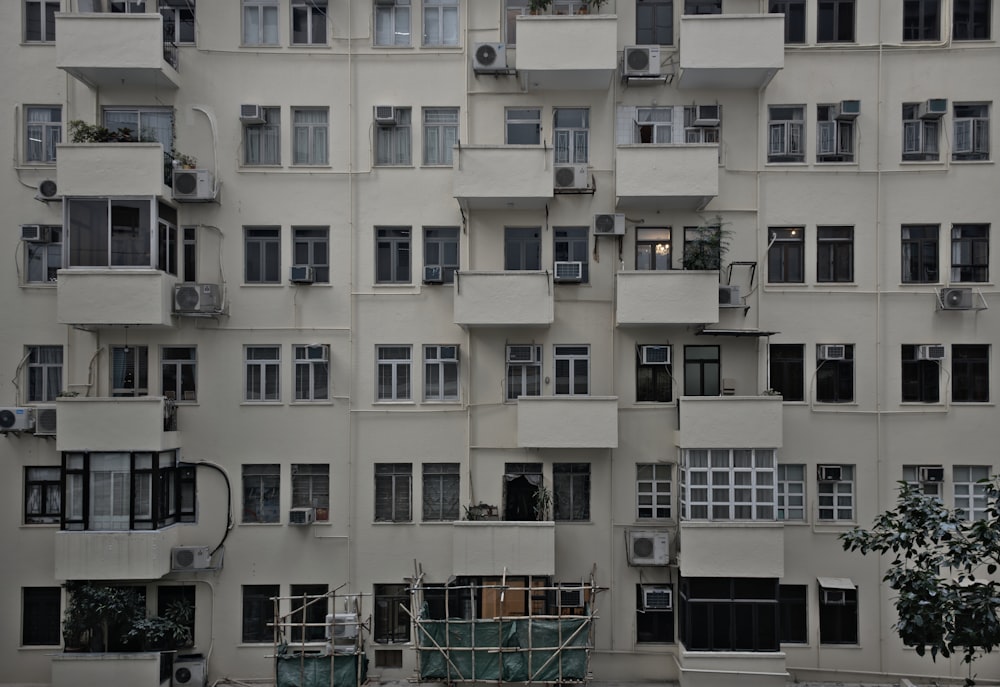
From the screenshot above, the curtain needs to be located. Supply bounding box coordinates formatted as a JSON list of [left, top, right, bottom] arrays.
[[293, 109, 328, 164], [90, 453, 131, 530]]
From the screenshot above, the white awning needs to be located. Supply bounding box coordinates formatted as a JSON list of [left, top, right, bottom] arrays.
[[817, 577, 856, 590]]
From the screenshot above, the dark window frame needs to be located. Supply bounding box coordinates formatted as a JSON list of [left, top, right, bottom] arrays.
[[504, 227, 542, 271], [553, 463, 591, 521], [816, 344, 855, 404], [683, 345, 720, 396], [952, 344, 989, 403], [25, 466, 62, 525], [375, 463, 412, 523], [636, 0, 674, 45], [374, 583, 411, 643], [244, 226, 281, 284], [817, 226, 854, 283], [553, 227, 590, 283], [903, 0, 941, 41], [423, 227, 460, 284], [289, 584, 329, 642], [901, 224, 939, 283], [679, 577, 780, 652], [950, 223, 989, 283], [243, 584, 279, 643], [768, 227, 805, 283], [817, 0, 856, 42], [901, 344, 941, 403], [779, 584, 808, 644], [636, 583, 675, 643], [770, 0, 806, 43], [22, 587, 62, 646], [422, 462, 460, 522], [953, 0, 991, 40], [819, 585, 858, 644], [769, 344, 804, 401], [242, 463, 280, 524], [376, 227, 412, 284]]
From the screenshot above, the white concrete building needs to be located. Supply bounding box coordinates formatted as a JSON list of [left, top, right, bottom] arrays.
[[2, 1, 999, 686]]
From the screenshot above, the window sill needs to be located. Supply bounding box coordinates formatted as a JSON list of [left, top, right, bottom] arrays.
[[419, 164, 455, 169], [241, 283, 284, 287], [20, 283, 58, 289], [372, 44, 415, 49], [633, 401, 677, 406], [950, 158, 994, 164], [240, 401, 284, 406], [814, 161, 858, 166], [554, 520, 593, 525], [374, 400, 416, 406], [289, 164, 333, 169], [291, 400, 335, 406], [819, 643, 862, 649], [813, 522, 856, 532], [765, 161, 807, 167], [238, 165, 284, 171], [239, 43, 282, 49], [422, 400, 462, 405], [951, 401, 995, 406], [900, 402, 945, 407], [20, 41, 56, 46], [19, 645, 62, 651], [21, 523, 60, 528], [421, 44, 463, 50], [373, 164, 416, 169], [239, 521, 283, 526], [289, 43, 331, 49], [372, 521, 415, 526], [765, 282, 808, 288], [900, 159, 944, 165]]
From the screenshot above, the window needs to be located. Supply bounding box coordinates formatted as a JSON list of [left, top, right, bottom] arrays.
[[504, 463, 543, 521], [375, 0, 410, 46], [634, 107, 673, 144], [779, 585, 808, 644], [243, 0, 279, 45], [22, 588, 61, 646], [904, 0, 941, 40], [954, 0, 991, 40], [636, 228, 672, 270], [684, 0, 720, 13], [292, 464, 329, 520], [291, 0, 326, 45], [375, 463, 411, 522], [243, 106, 281, 165], [679, 577, 779, 652], [24, 0, 58, 42], [954, 465, 990, 520], [292, 108, 328, 165], [554, 227, 589, 283], [683, 105, 721, 144], [902, 103, 941, 161], [66, 199, 178, 269], [243, 464, 280, 523], [554, 463, 590, 521], [294, 344, 330, 401], [769, 344, 804, 401], [422, 463, 460, 521], [161, 346, 197, 402], [111, 346, 148, 397], [816, 105, 856, 163], [25, 106, 61, 163], [636, 0, 674, 45], [423, 0, 458, 45], [504, 227, 542, 270], [157, 586, 195, 644], [902, 465, 943, 499], [816, 226, 854, 282], [109, 2, 148, 13], [506, 108, 541, 145], [423, 108, 458, 166], [293, 226, 330, 283], [683, 345, 720, 396], [375, 108, 412, 165], [25, 225, 61, 284], [768, 106, 805, 163], [901, 224, 939, 283], [818, 581, 858, 644], [374, 584, 410, 643], [636, 344, 673, 403], [817, 464, 854, 521], [768, 227, 804, 283], [636, 583, 675, 643], [25, 345, 62, 402], [952, 344, 989, 402], [506, 345, 542, 401], [504, 0, 529, 44], [816, 344, 854, 403], [681, 449, 776, 521], [424, 227, 459, 284], [554, 345, 589, 396], [637, 463, 671, 519], [375, 227, 411, 283], [104, 106, 173, 150], [182, 227, 197, 282], [245, 227, 281, 283], [290, 584, 328, 642], [242, 585, 279, 642], [424, 345, 459, 402], [777, 464, 805, 521], [161, 0, 196, 44], [683, 225, 723, 270], [770, 0, 806, 43], [953, 103, 990, 161], [25, 466, 61, 524], [377, 345, 412, 401], [817, 0, 855, 42], [951, 224, 989, 282], [245, 345, 280, 402], [901, 344, 940, 403], [554, 108, 589, 163]]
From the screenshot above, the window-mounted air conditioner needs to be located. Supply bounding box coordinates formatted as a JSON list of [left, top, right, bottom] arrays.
[[473, 42, 507, 72], [693, 105, 721, 127], [174, 283, 222, 314], [289, 507, 316, 525], [325, 613, 360, 641], [0, 407, 34, 433], [290, 266, 315, 284], [424, 265, 444, 284], [818, 344, 846, 361], [554, 164, 589, 190], [35, 179, 58, 202], [918, 99, 948, 119], [21, 225, 50, 242], [172, 169, 214, 202], [940, 287, 973, 310], [239, 104, 266, 124], [917, 344, 946, 361], [507, 345, 540, 364], [173, 654, 207, 687], [171, 545, 212, 571], [837, 100, 861, 120], [918, 466, 945, 483], [554, 261, 583, 282], [817, 465, 842, 482], [627, 530, 669, 566], [623, 45, 661, 77], [594, 213, 625, 235], [437, 346, 459, 361], [822, 588, 847, 605], [556, 584, 585, 608], [33, 404, 57, 437], [640, 345, 670, 365], [719, 285, 742, 307], [374, 105, 397, 125], [641, 585, 673, 611]]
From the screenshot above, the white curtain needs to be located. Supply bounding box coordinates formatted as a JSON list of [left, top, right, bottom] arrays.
[[293, 109, 328, 165]]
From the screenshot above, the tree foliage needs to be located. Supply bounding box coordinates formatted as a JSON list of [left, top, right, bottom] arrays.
[[840, 479, 1000, 685]]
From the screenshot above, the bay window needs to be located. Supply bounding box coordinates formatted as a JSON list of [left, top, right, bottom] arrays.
[[66, 198, 178, 271]]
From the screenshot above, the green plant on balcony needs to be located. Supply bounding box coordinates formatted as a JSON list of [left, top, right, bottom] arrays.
[[67, 120, 135, 144], [172, 152, 198, 169], [533, 484, 552, 521], [463, 502, 499, 520], [682, 217, 731, 271]]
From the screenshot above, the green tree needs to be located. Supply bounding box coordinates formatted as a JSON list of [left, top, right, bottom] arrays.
[[840, 479, 1000, 686]]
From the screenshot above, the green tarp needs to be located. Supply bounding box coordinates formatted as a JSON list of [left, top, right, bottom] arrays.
[[275, 650, 369, 687]]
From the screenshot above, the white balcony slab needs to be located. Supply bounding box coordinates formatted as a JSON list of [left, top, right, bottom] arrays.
[[678, 14, 784, 89], [616, 145, 719, 210], [57, 269, 176, 327], [616, 271, 721, 325], [517, 396, 619, 448], [454, 271, 554, 327]]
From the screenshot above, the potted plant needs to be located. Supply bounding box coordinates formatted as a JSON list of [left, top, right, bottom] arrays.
[[528, 0, 551, 13], [67, 120, 135, 144], [682, 218, 731, 271], [533, 485, 552, 521], [172, 152, 198, 169]]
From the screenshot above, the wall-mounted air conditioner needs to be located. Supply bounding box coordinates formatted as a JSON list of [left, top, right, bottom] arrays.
[[554, 164, 589, 190], [473, 43, 507, 72], [939, 287, 973, 310], [916, 344, 946, 360], [174, 283, 222, 314], [289, 507, 316, 525], [33, 404, 57, 437], [0, 407, 34, 433], [623, 46, 661, 77], [173, 654, 207, 687], [719, 285, 742, 307], [918, 466, 945, 483], [239, 104, 266, 124], [20, 225, 50, 242], [424, 265, 444, 284], [507, 345, 540, 364], [627, 530, 669, 566], [641, 585, 673, 611], [556, 584, 585, 608], [817, 344, 846, 360], [326, 613, 360, 643], [817, 465, 842, 482], [837, 100, 861, 120], [919, 99, 948, 119], [171, 545, 212, 571], [593, 213, 625, 235], [640, 345, 670, 365], [172, 169, 214, 202], [374, 105, 397, 125], [35, 179, 58, 202], [822, 588, 847, 605], [553, 261, 583, 282], [693, 105, 721, 126], [290, 266, 315, 284]]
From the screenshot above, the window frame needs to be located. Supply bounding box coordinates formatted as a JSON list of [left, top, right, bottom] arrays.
[[901, 224, 940, 283], [242, 463, 280, 524], [24, 0, 58, 43], [553, 462, 591, 521], [779, 584, 808, 644], [293, 344, 330, 402], [65, 198, 172, 270], [505, 108, 542, 145], [374, 0, 411, 47], [26, 344, 63, 402], [902, 103, 941, 161], [952, 102, 990, 161], [636, 0, 675, 45], [817, 464, 855, 521], [769, 343, 804, 401], [953, 0, 991, 40], [554, 344, 590, 396], [244, 345, 281, 402], [636, 463, 672, 520], [553, 108, 590, 164], [506, 344, 542, 401], [679, 577, 780, 652], [375, 463, 412, 523], [818, 583, 858, 644], [375, 107, 412, 166], [291, 463, 330, 521], [903, 0, 941, 40], [423, 345, 460, 402], [374, 583, 411, 643], [289, 583, 328, 642], [950, 223, 989, 283], [636, 227, 672, 270], [951, 344, 989, 403], [291, 0, 327, 46], [244, 226, 281, 284], [683, 345, 720, 396], [243, 0, 280, 46], [816, 344, 855, 404], [161, 0, 196, 45], [291, 107, 329, 165], [376, 345, 412, 402], [25, 466, 62, 525], [636, 344, 673, 403], [423, 227, 459, 284], [422, 462, 460, 522], [375, 227, 412, 284], [770, 0, 806, 43], [242, 584, 279, 643], [954, 465, 990, 520], [816, 104, 856, 163], [817, 0, 856, 43], [243, 106, 281, 166], [901, 344, 941, 403], [553, 226, 590, 283], [422, 107, 459, 166], [776, 464, 806, 521], [504, 227, 542, 271], [25, 225, 62, 285], [422, 0, 458, 46], [681, 448, 777, 521], [111, 345, 149, 397], [767, 106, 806, 163], [817, 226, 854, 283], [160, 345, 197, 403], [767, 227, 805, 283], [25, 105, 61, 164], [292, 226, 330, 283], [22, 587, 62, 646]]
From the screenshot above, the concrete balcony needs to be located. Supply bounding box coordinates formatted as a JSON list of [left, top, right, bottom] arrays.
[[678, 648, 787, 687], [57, 143, 170, 198], [515, 15, 618, 90], [56, 12, 179, 90], [678, 521, 784, 578], [676, 396, 783, 449], [56, 396, 180, 453], [615, 145, 719, 210], [678, 14, 784, 89], [453, 271, 554, 327], [452, 521, 555, 576], [453, 145, 553, 210], [517, 396, 619, 448], [616, 271, 721, 325], [54, 527, 179, 581], [57, 269, 177, 327]]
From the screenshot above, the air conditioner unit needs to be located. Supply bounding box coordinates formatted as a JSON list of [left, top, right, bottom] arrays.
[[239, 104, 266, 124], [837, 99, 861, 120], [556, 584, 585, 608], [818, 465, 842, 482], [174, 283, 222, 314], [918, 466, 945, 483], [326, 613, 360, 641], [822, 588, 847, 605], [641, 586, 673, 611], [627, 530, 669, 566], [173, 654, 207, 687], [423, 265, 444, 284], [554, 261, 583, 282], [290, 266, 315, 284], [20, 225, 50, 242], [374, 105, 397, 125], [694, 105, 721, 126], [0, 407, 34, 433], [473, 42, 507, 72], [719, 285, 742, 307], [916, 344, 946, 361], [940, 287, 973, 310], [554, 164, 589, 190], [919, 98, 948, 119], [594, 213, 626, 235], [623, 46, 661, 77], [35, 179, 58, 201], [172, 169, 214, 201], [507, 345, 540, 364], [640, 345, 670, 365], [33, 404, 57, 437], [818, 344, 846, 361], [171, 545, 212, 571], [289, 507, 316, 525]]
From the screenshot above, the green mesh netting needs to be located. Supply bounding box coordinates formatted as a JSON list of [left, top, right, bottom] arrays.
[[275, 651, 369, 687]]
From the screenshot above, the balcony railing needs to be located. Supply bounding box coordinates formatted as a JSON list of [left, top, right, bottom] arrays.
[[452, 521, 555, 576]]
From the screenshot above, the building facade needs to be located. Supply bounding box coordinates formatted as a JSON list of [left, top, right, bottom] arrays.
[[2, 1, 999, 686]]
